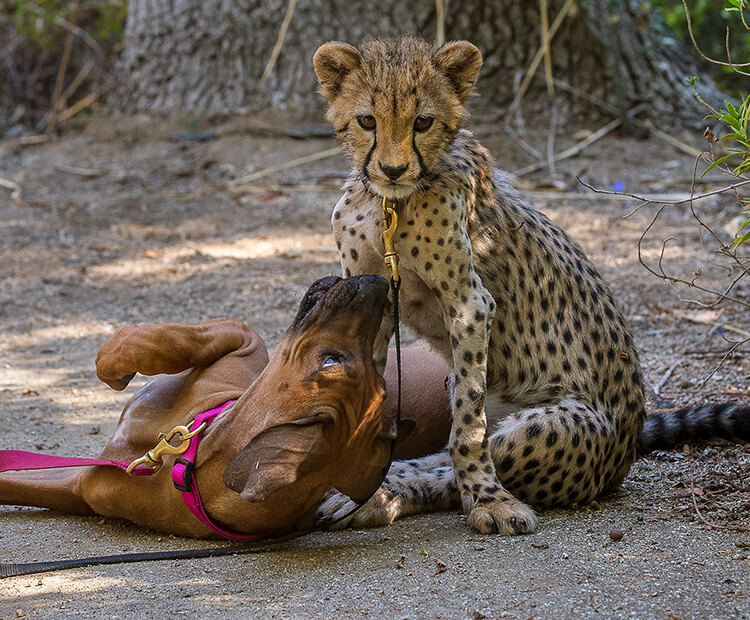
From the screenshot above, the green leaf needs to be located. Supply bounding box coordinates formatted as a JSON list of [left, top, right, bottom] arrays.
[[732, 229, 750, 249]]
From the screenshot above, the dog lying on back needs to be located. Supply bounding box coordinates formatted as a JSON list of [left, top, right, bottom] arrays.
[[0, 275, 450, 538]]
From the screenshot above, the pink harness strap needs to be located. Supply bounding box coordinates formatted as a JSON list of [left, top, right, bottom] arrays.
[[0, 400, 263, 542], [170, 401, 263, 542]]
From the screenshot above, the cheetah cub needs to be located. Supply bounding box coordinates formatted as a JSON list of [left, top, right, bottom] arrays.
[[313, 37, 746, 535]]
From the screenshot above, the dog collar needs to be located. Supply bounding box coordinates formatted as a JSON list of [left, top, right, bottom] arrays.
[[169, 400, 265, 542]]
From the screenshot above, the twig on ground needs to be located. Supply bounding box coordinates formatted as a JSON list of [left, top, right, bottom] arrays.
[[546, 107, 558, 176], [637, 121, 703, 158], [653, 361, 682, 408], [552, 78, 704, 158], [689, 473, 750, 532], [229, 183, 341, 194], [513, 117, 621, 176], [231, 147, 343, 185], [0, 178, 22, 204], [55, 80, 112, 125], [696, 335, 750, 391], [503, 125, 544, 161], [253, 0, 298, 106], [244, 121, 333, 140], [57, 59, 96, 113], [1, 135, 52, 149], [54, 165, 109, 178], [658, 306, 750, 342]]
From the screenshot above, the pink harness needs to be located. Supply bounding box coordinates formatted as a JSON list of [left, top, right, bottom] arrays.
[[0, 401, 262, 542]]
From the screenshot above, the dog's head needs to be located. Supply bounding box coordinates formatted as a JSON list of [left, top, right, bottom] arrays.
[[223, 275, 406, 505]]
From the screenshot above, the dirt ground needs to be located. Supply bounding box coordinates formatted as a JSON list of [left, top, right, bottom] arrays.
[[0, 112, 748, 619]]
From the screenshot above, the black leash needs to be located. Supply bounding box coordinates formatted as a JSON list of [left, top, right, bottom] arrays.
[[1, 279, 403, 580]]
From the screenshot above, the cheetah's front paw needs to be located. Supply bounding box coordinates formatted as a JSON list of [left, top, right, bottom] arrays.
[[468, 497, 538, 535]]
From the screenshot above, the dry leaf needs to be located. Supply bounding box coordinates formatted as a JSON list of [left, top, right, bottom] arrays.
[[434, 558, 447, 574]]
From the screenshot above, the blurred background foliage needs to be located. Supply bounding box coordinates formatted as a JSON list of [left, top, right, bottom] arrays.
[[0, 1, 747, 131], [0, 0, 126, 133], [653, 0, 749, 93]]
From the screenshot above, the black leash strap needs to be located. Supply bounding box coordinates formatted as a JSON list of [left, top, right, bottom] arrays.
[[0, 542, 280, 579], [391, 277, 402, 432], [1, 279, 404, 580]]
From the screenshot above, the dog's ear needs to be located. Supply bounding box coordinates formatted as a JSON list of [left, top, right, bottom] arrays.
[[313, 41, 361, 101], [223, 414, 333, 503], [432, 41, 482, 104]]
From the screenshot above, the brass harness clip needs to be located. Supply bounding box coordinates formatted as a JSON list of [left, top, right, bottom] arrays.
[[381, 196, 400, 283], [125, 420, 207, 474]]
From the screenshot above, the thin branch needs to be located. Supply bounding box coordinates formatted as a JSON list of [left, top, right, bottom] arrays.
[[503, 125, 544, 161], [55, 80, 112, 124], [0, 178, 22, 204], [57, 59, 95, 113], [635, 203, 750, 310], [695, 336, 750, 391], [689, 473, 750, 532], [435, 0, 445, 47], [253, 0, 298, 106], [229, 183, 341, 194], [513, 117, 621, 176], [653, 361, 682, 408], [725, 25, 750, 77], [231, 147, 343, 185], [539, 0, 554, 97], [504, 0, 575, 123], [47, 0, 79, 134], [577, 177, 750, 207], [683, 0, 750, 68]]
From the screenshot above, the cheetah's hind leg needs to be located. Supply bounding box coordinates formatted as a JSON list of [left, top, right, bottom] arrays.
[[487, 398, 636, 509], [315, 451, 460, 529]]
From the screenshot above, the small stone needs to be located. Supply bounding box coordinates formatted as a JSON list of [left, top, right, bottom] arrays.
[[16, 611, 24, 618], [609, 529, 624, 542]]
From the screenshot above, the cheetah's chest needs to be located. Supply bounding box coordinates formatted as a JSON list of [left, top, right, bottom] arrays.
[[334, 200, 454, 356]]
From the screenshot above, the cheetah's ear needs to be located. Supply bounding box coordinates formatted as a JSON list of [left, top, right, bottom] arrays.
[[313, 41, 361, 101], [433, 41, 483, 104]]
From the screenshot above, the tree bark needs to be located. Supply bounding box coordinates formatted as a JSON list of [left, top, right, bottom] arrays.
[[115, 0, 725, 126]]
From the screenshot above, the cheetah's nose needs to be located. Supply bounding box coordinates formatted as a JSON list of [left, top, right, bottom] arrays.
[[380, 163, 408, 181]]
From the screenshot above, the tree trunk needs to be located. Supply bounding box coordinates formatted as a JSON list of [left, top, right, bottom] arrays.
[[115, 0, 724, 126]]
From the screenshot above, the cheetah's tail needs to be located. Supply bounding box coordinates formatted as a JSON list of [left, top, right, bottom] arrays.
[[637, 403, 750, 453]]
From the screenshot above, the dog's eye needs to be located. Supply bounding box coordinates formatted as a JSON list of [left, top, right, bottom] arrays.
[[414, 115, 434, 132], [357, 114, 376, 130], [321, 353, 346, 368]]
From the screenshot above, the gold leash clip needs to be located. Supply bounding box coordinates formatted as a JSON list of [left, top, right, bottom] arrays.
[[125, 420, 207, 474], [381, 196, 400, 283]]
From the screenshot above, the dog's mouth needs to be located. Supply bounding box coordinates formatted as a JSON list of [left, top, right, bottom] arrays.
[[291, 275, 389, 331]]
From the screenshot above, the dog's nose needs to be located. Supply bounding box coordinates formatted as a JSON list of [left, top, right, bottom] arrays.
[[380, 163, 408, 181]]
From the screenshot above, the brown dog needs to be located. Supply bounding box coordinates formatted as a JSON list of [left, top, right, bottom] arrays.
[[0, 275, 450, 538]]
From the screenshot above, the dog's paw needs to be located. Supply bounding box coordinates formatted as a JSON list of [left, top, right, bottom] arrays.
[[316, 489, 403, 530], [467, 496, 537, 535]]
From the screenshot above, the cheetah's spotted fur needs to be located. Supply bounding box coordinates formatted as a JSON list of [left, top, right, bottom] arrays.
[[313, 37, 647, 535]]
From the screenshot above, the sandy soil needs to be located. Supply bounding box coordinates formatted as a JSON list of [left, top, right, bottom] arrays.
[[0, 113, 748, 619]]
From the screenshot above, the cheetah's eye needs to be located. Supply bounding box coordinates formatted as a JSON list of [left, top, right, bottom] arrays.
[[357, 115, 376, 130], [414, 116, 434, 132]]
